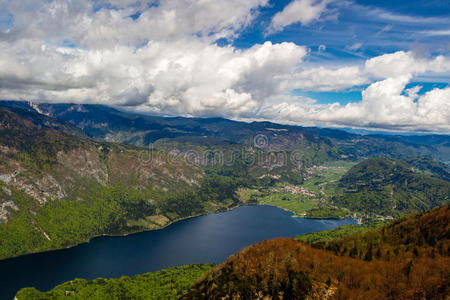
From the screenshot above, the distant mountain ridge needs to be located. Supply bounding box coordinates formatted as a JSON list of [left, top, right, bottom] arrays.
[[0, 100, 449, 165]]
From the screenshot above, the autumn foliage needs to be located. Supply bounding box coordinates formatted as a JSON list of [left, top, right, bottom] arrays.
[[184, 205, 450, 299]]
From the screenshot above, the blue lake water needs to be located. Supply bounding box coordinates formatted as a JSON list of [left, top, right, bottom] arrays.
[[0, 205, 357, 299]]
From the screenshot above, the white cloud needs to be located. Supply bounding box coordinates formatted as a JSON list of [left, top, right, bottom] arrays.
[[371, 9, 448, 24], [375, 24, 393, 36], [422, 30, 450, 36], [2, 0, 269, 48], [0, 39, 307, 117], [261, 75, 450, 132], [0, 1, 449, 133], [1, 38, 449, 132], [283, 66, 369, 91], [405, 85, 421, 100], [365, 51, 450, 78], [347, 43, 362, 51], [267, 0, 331, 35]]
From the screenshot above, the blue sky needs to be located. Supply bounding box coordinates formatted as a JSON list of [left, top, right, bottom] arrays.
[[235, 0, 450, 52], [0, 0, 449, 132], [294, 82, 450, 105], [232, 0, 450, 106]]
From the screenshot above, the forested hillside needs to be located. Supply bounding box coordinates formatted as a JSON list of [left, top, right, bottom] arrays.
[[312, 205, 450, 260], [404, 155, 450, 181], [0, 102, 449, 261], [16, 264, 214, 300], [184, 205, 450, 299], [14, 205, 450, 299], [0, 107, 248, 259], [333, 158, 450, 216]]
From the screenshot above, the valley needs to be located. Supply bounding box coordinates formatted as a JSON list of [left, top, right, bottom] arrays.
[[2, 1, 449, 298], [0, 101, 448, 299]]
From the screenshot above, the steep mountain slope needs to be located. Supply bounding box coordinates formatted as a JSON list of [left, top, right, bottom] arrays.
[[56, 106, 344, 169], [0, 101, 85, 137], [184, 205, 450, 299], [0, 101, 344, 184], [0, 107, 201, 205], [333, 158, 450, 216], [1, 107, 251, 259], [312, 205, 450, 260]]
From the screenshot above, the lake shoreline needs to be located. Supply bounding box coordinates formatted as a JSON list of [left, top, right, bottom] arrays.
[[0, 202, 247, 262], [0, 203, 355, 262], [1, 205, 358, 300]]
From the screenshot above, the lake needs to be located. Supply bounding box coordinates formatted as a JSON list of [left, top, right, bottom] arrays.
[[0, 205, 357, 299]]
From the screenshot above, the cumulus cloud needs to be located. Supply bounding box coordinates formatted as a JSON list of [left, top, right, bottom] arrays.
[[0, 1, 449, 132], [261, 75, 450, 132], [365, 51, 450, 78], [267, 0, 331, 35], [0, 38, 307, 117], [2, 0, 269, 47]]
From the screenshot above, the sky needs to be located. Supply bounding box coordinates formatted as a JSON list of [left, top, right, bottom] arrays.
[[0, 0, 449, 133]]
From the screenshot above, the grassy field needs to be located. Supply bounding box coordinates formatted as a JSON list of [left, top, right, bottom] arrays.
[[237, 187, 319, 216], [257, 193, 318, 216], [237, 162, 354, 218], [301, 161, 354, 197]]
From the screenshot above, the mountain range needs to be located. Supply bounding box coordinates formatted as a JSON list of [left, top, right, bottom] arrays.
[[0, 100, 449, 261]]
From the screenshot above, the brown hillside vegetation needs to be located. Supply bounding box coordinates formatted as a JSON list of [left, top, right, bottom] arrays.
[[184, 206, 450, 299], [313, 205, 450, 261]]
